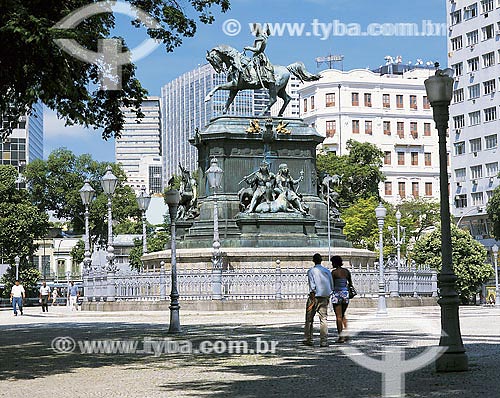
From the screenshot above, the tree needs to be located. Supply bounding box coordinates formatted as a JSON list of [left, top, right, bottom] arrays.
[[397, 197, 440, 242], [342, 196, 379, 251], [1, 0, 230, 139], [317, 139, 385, 208], [410, 224, 494, 303], [70, 239, 85, 266], [129, 230, 169, 270], [1, 267, 41, 299], [24, 148, 141, 245], [487, 185, 500, 239]]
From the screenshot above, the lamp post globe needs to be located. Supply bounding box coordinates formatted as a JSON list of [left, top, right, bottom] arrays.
[[101, 166, 118, 281], [206, 157, 223, 190], [79, 180, 95, 274], [101, 166, 118, 196], [14, 255, 20, 280], [136, 186, 152, 254], [375, 202, 387, 316], [425, 66, 468, 372]]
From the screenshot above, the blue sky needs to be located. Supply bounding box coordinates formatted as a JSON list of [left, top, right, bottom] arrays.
[[44, 0, 447, 162]]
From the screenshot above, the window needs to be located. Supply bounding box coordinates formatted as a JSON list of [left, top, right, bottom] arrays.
[[423, 96, 430, 109], [472, 192, 484, 206], [384, 151, 391, 165], [383, 94, 390, 108], [424, 152, 432, 166], [485, 134, 498, 149], [453, 88, 464, 103], [410, 122, 418, 138], [451, 10, 462, 25], [396, 95, 403, 108], [482, 0, 494, 13], [484, 79, 496, 95], [454, 141, 466, 155], [484, 106, 497, 122], [468, 57, 479, 72], [310, 95, 315, 110], [412, 182, 419, 198], [453, 115, 465, 129], [411, 152, 418, 166], [365, 120, 373, 135], [471, 165, 483, 179], [364, 93, 372, 107], [470, 138, 482, 152], [483, 51, 495, 68], [425, 182, 433, 197], [303, 98, 307, 113], [424, 122, 432, 136], [326, 93, 336, 107], [466, 30, 479, 46], [487, 190, 494, 200], [464, 3, 477, 19], [451, 36, 463, 51], [410, 95, 417, 109], [383, 121, 391, 135], [398, 182, 406, 198], [352, 119, 360, 134], [326, 120, 336, 137], [455, 194, 467, 208], [452, 62, 463, 76], [398, 152, 405, 165], [397, 122, 404, 138], [469, 111, 481, 125], [486, 162, 498, 177], [352, 92, 359, 106], [385, 182, 393, 196], [482, 24, 494, 41], [455, 168, 466, 182], [468, 84, 480, 99]]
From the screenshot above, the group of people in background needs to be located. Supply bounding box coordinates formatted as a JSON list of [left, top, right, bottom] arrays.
[[10, 280, 80, 316], [304, 253, 355, 347]]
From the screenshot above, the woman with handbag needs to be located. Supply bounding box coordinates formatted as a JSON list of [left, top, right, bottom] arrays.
[[330, 255, 356, 343]]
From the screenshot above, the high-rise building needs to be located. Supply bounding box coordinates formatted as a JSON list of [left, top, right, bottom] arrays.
[[299, 64, 441, 203], [0, 102, 43, 180], [447, 0, 500, 239], [115, 97, 162, 194]]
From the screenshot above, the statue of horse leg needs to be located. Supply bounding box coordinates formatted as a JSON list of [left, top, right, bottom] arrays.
[[277, 87, 292, 117], [260, 83, 277, 116], [223, 89, 239, 114]]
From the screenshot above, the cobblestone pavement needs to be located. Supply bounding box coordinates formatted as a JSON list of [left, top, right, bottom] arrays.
[[0, 305, 499, 398]]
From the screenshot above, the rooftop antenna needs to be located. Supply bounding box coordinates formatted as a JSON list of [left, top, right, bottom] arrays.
[[315, 54, 344, 71]]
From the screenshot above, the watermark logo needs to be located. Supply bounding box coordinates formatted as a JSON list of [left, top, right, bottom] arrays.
[[53, 1, 161, 90], [222, 19, 242, 36], [51, 336, 76, 353]]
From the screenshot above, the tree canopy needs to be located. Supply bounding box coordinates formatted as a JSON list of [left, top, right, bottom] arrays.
[[487, 185, 500, 240], [0, 0, 230, 139]]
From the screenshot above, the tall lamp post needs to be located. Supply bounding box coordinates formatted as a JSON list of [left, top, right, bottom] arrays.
[[206, 158, 224, 300], [375, 203, 387, 316], [165, 189, 181, 333], [388, 210, 406, 269], [425, 67, 468, 372], [79, 180, 95, 274], [101, 166, 118, 273], [136, 186, 152, 255], [14, 255, 20, 280], [492, 244, 499, 307]]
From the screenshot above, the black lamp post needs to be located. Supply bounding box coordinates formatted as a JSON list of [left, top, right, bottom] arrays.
[[424, 67, 468, 372], [165, 189, 181, 333]]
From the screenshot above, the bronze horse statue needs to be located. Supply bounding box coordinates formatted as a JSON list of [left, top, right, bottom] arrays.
[[205, 44, 321, 116]]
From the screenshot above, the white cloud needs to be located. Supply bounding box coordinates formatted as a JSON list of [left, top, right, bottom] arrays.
[[43, 108, 100, 140]]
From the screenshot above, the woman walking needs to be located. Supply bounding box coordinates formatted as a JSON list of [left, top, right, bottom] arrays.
[[330, 255, 354, 343]]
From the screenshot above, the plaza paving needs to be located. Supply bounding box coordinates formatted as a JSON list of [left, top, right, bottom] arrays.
[[0, 305, 499, 398]]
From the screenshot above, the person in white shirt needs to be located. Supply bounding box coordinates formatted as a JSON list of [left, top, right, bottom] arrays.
[[39, 281, 51, 313], [52, 287, 59, 306], [10, 280, 25, 316]]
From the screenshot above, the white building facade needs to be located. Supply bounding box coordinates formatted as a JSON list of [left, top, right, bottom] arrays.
[[447, 0, 500, 238], [115, 97, 163, 194], [299, 67, 441, 204]]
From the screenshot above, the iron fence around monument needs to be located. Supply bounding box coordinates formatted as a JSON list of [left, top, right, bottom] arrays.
[[84, 263, 437, 301]]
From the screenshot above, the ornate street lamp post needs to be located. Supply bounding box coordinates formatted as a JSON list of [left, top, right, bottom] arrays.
[[14, 255, 20, 280], [79, 180, 95, 274], [375, 203, 387, 316], [206, 158, 224, 300], [492, 244, 499, 307], [425, 67, 468, 372], [136, 186, 152, 254], [388, 210, 406, 269], [165, 189, 181, 333]]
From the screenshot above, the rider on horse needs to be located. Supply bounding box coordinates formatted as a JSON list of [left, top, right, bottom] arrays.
[[244, 25, 275, 90]]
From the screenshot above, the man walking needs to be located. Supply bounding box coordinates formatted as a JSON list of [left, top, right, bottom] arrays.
[[10, 280, 25, 316], [303, 253, 333, 347], [67, 281, 79, 311], [39, 281, 51, 312]]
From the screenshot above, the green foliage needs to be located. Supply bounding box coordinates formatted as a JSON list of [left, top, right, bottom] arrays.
[[487, 185, 500, 239], [166, 174, 182, 191], [1, 0, 230, 140], [70, 239, 85, 266], [410, 224, 493, 302], [397, 197, 440, 242], [24, 148, 141, 245], [317, 140, 385, 208], [0, 165, 49, 266], [129, 230, 169, 270], [342, 197, 380, 251], [114, 219, 143, 235], [1, 265, 42, 298]]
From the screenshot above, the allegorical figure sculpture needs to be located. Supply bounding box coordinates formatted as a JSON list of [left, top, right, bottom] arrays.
[[177, 164, 199, 220], [205, 25, 321, 116], [240, 160, 276, 213], [319, 174, 342, 221], [274, 163, 308, 214]]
